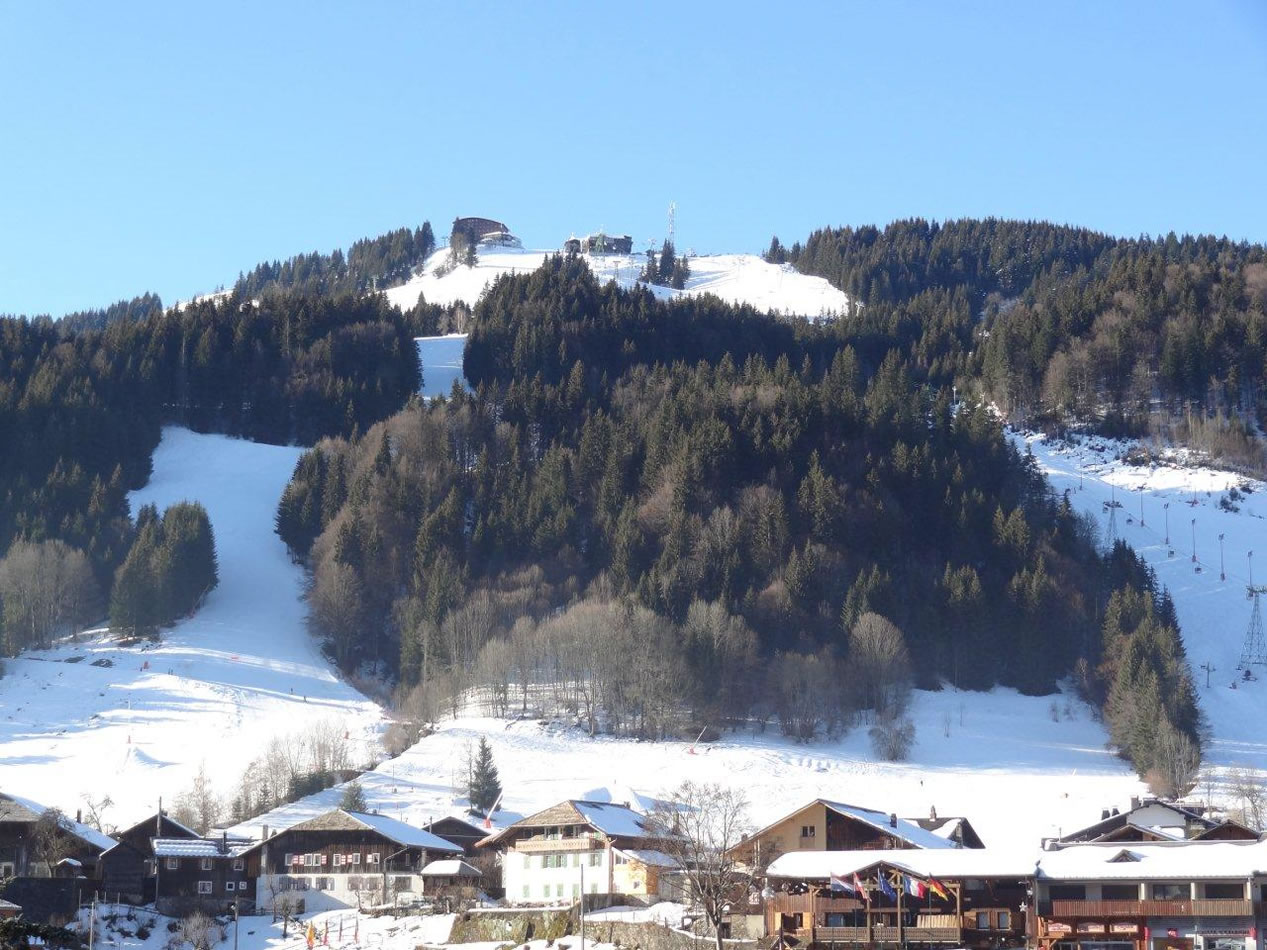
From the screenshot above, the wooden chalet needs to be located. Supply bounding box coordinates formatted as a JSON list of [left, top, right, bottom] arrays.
[[153, 834, 253, 915], [246, 809, 463, 914], [100, 811, 201, 901], [477, 799, 681, 904], [1033, 840, 1267, 950], [764, 848, 1034, 949], [420, 858, 482, 905], [423, 816, 490, 856], [730, 799, 961, 868], [0, 792, 116, 878], [1058, 799, 1256, 844], [906, 809, 987, 849]]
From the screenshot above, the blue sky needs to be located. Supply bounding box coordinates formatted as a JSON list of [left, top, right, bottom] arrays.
[[2, 1, 1265, 316]]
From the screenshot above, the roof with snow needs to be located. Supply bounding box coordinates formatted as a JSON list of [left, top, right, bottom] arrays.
[[737, 799, 959, 855], [1059, 799, 1217, 843], [0, 792, 116, 852], [1035, 841, 1267, 880], [905, 815, 986, 849], [259, 810, 462, 853], [153, 837, 252, 859], [767, 848, 1037, 881], [117, 811, 201, 840], [477, 799, 661, 849], [421, 859, 482, 877]]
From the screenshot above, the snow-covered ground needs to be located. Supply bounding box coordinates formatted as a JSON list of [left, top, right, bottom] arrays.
[[0, 428, 383, 822], [1021, 432, 1267, 774], [416, 335, 469, 397], [227, 685, 1141, 852], [386, 247, 850, 319]]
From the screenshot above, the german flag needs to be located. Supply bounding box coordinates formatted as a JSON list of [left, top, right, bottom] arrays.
[[928, 878, 950, 900]]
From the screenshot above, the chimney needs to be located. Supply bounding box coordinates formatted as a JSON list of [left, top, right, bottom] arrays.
[[889, 813, 898, 828], [221, 831, 228, 854], [1130, 796, 1141, 810], [76, 809, 82, 823], [929, 806, 937, 822], [1101, 809, 1111, 821]]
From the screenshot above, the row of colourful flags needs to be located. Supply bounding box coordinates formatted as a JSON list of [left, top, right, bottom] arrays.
[[828, 871, 950, 903]]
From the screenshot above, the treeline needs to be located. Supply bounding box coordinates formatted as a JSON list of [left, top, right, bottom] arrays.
[[0, 286, 420, 651], [109, 502, 218, 637], [776, 219, 1267, 464], [276, 258, 1197, 773], [235, 223, 436, 298]]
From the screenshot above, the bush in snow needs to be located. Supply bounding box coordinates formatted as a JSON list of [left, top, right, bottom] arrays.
[[869, 714, 915, 762]]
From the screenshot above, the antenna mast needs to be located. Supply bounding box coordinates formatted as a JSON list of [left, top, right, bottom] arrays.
[[667, 201, 676, 244], [1240, 553, 1267, 671]]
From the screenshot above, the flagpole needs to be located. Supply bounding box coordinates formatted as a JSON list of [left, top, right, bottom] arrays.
[[896, 872, 904, 949]]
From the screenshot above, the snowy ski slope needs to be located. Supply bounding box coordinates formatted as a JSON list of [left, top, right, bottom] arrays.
[[0, 428, 383, 820], [1021, 432, 1267, 772], [385, 247, 851, 319]]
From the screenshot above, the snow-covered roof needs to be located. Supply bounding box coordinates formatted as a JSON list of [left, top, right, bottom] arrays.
[[573, 801, 656, 838], [767, 848, 1036, 881], [347, 811, 463, 853], [616, 848, 681, 869], [1036, 841, 1267, 880], [153, 838, 251, 858], [0, 792, 116, 852], [421, 859, 481, 877], [819, 801, 956, 850]]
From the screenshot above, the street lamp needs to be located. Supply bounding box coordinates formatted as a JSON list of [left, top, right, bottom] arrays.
[[1220, 534, 1226, 581], [1191, 519, 1197, 564]]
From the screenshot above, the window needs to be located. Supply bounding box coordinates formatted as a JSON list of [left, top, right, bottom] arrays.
[[1101, 884, 1138, 900], [1048, 885, 1087, 900], [801, 825, 816, 838], [350, 853, 360, 865], [233, 858, 244, 871], [1205, 882, 1243, 899], [614, 853, 627, 866], [572, 884, 580, 898], [523, 855, 532, 869], [200, 858, 213, 871], [1152, 883, 1186, 900], [333, 855, 344, 867], [304, 854, 317, 868], [572, 854, 580, 867], [367, 853, 380, 865], [316, 878, 332, 891], [522, 886, 530, 899], [284, 853, 294, 867], [555, 883, 564, 898], [393, 876, 413, 892], [588, 852, 601, 867], [166, 857, 179, 870], [998, 912, 1011, 930], [225, 882, 235, 892], [197, 881, 213, 895], [976, 912, 989, 930]]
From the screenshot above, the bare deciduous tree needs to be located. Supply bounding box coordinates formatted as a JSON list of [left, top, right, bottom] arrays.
[[651, 781, 763, 950], [849, 612, 912, 721]]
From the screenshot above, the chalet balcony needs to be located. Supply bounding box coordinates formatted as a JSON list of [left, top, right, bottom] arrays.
[[1046, 899, 1252, 918], [512, 836, 603, 854]]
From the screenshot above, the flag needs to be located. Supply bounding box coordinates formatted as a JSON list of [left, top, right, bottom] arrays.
[[339, 918, 344, 942], [323, 922, 329, 946], [877, 874, 897, 901], [354, 919, 359, 942], [905, 876, 926, 898], [830, 873, 855, 894], [306, 923, 316, 950], [853, 873, 870, 902], [928, 878, 950, 900]]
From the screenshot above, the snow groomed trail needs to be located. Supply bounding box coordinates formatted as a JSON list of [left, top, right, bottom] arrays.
[[0, 428, 382, 819]]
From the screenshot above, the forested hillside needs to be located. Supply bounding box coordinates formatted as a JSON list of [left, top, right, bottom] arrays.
[[0, 286, 419, 653], [277, 255, 1198, 783], [775, 220, 1267, 468]]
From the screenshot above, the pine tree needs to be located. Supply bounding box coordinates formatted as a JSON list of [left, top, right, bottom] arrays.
[[467, 736, 502, 813], [340, 781, 368, 812]]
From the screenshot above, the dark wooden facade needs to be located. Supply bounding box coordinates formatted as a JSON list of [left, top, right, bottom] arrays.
[[153, 840, 254, 916], [423, 817, 488, 856], [102, 812, 200, 901]]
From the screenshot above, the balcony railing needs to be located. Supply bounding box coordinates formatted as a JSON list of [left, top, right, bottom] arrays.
[[513, 837, 603, 853], [1047, 899, 1252, 918]]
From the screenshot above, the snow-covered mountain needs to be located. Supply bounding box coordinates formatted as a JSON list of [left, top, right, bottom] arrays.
[[385, 247, 852, 319]]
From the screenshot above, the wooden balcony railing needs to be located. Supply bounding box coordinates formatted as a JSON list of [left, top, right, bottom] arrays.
[[1047, 899, 1252, 918], [513, 837, 603, 853]]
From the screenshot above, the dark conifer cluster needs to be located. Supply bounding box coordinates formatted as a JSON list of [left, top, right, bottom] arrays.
[[109, 502, 218, 637], [640, 238, 691, 290]]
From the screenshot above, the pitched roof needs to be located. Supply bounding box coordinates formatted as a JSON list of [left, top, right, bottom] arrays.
[[476, 799, 658, 849], [616, 848, 682, 869], [152, 838, 252, 859], [905, 815, 986, 848], [0, 792, 116, 852], [1059, 799, 1217, 843], [118, 811, 201, 840], [260, 810, 462, 853], [767, 847, 1037, 881], [420, 859, 482, 877]]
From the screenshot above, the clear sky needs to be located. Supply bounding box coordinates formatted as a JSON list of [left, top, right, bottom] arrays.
[[2, 0, 1265, 316]]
